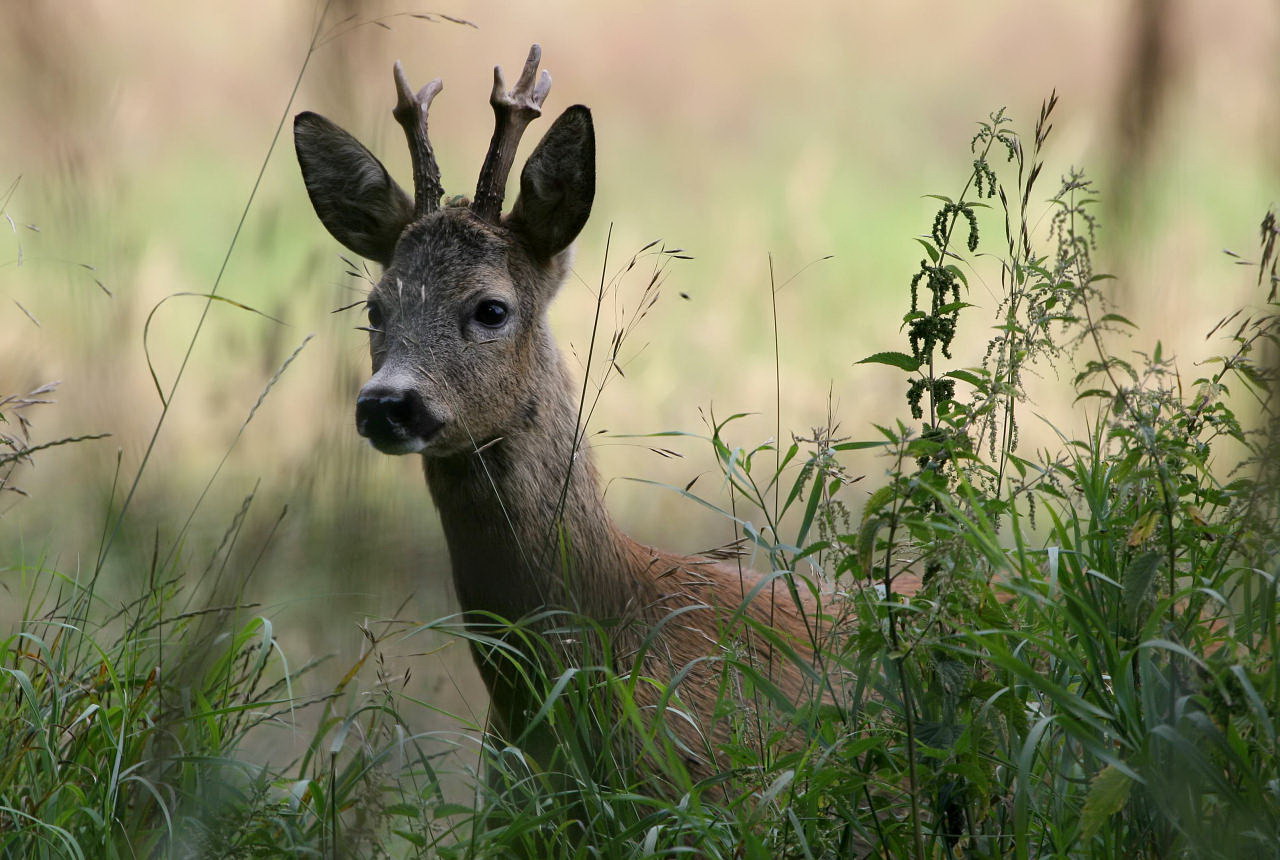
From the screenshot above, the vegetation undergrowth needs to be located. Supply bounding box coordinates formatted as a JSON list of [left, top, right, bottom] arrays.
[[2, 45, 1278, 859], [676, 97, 1280, 857], [455, 96, 1280, 858]]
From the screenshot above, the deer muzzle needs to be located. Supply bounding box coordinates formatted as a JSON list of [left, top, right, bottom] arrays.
[[355, 382, 443, 455]]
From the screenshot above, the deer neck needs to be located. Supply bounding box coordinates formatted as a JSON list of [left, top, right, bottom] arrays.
[[423, 351, 645, 626]]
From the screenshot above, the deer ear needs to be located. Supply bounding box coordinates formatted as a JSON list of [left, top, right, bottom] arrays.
[[508, 105, 595, 260], [294, 111, 414, 266]]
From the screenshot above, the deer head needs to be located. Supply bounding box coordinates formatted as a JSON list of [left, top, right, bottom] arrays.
[[294, 46, 595, 457]]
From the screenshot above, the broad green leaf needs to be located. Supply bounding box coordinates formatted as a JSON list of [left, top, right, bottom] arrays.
[[856, 351, 921, 372], [857, 515, 883, 578], [1081, 764, 1133, 838], [913, 237, 941, 263], [1123, 550, 1161, 629], [916, 719, 964, 750], [944, 369, 985, 387], [1126, 513, 1159, 547]]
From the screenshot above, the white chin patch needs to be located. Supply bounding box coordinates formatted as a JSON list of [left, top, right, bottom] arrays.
[[370, 437, 429, 455]]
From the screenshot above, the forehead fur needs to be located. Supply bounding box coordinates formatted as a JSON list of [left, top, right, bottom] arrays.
[[381, 209, 509, 290]]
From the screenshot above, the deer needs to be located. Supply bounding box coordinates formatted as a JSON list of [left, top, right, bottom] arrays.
[[293, 45, 832, 788]]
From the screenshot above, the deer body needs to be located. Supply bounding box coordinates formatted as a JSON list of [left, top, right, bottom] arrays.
[[425, 366, 815, 762], [295, 47, 817, 781]]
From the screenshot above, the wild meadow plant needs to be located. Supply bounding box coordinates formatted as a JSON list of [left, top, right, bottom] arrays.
[[3, 83, 1277, 858], [713, 98, 1280, 857]]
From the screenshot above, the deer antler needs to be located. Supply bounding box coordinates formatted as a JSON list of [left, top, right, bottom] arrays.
[[471, 44, 552, 224], [393, 61, 445, 218]]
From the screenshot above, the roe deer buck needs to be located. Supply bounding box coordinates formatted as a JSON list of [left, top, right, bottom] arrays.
[[294, 46, 826, 784]]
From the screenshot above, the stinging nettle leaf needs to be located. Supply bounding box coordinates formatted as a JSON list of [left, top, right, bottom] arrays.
[[913, 237, 941, 263], [944, 369, 985, 387], [856, 351, 922, 372]]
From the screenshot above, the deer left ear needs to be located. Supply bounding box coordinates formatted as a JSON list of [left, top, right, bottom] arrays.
[[508, 105, 595, 260]]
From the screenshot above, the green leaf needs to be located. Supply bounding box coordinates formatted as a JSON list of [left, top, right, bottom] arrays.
[[777, 442, 799, 473], [857, 515, 883, 578], [1123, 550, 1161, 628], [393, 830, 427, 847], [942, 266, 969, 288], [862, 484, 896, 520], [795, 473, 827, 547], [833, 439, 892, 451], [793, 540, 830, 562], [913, 237, 941, 263], [1100, 313, 1137, 328], [1081, 764, 1133, 838], [1074, 388, 1114, 402], [759, 769, 795, 803], [856, 351, 921, 372], [916, 719, 964, 750], [944, 369, 985, 387]]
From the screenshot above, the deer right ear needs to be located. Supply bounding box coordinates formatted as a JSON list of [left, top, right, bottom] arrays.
[[294, 112, 414, 266]]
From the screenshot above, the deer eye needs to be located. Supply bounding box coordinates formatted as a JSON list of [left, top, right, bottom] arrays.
[[473, 299, 509, 328], [366, 302, 384, 329]]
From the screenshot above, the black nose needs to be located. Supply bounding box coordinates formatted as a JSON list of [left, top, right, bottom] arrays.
[[355, 387, 441, 449]]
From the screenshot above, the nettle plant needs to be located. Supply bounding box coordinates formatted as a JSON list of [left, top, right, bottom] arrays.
[[698, 96, 1279, 857]]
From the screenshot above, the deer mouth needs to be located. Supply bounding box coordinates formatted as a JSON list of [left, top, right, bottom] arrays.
[[355, 387, 444, 455]]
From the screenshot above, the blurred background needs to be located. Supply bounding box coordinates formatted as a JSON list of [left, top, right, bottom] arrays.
[[1, 0, 1277, 756]]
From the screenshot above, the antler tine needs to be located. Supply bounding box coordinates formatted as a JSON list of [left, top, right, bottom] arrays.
[[471, 44, 552, 223], [392, 61, 445, 218]]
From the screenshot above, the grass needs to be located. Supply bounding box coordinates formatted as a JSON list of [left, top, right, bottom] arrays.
[[2, 7, 1279, 857]]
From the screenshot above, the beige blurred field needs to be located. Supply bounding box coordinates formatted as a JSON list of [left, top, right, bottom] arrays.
[[1, 0, 1277, 754]]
